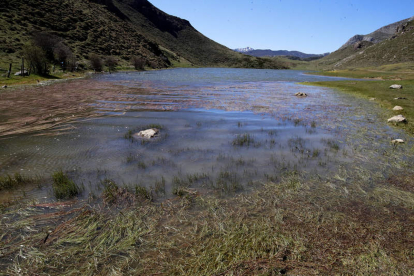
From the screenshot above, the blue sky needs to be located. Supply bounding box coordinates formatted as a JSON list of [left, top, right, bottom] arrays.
[[149, 0, 414, 54]]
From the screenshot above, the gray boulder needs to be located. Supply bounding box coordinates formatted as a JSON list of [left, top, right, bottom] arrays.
[[134, 128, 159, 139], [14, 70, 28, 76], [387, 115, 407, 123], [389, 84, 403, 89]]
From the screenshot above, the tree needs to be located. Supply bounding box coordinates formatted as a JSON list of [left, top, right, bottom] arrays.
[[32, 32, 60, 62], [105, 56, 118, 73], [54, 42, 73, 71], [131, 56, 145, 70], [89, 54, 103, 72], [67, 52, 77, 72], [22, 43, 50, 75]]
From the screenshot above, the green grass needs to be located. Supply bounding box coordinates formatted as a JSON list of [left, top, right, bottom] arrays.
[[0, 172, 31, 190], [51, 170, 81, 199]]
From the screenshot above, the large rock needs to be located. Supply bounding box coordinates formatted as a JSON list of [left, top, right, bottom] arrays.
[[14, 70, 28, 76], [134, 128, 159, 139], [392, 106, 404, 111], [295, 92, 307, 97], [389, 84, 403, 89], [387, 115, 407, 123], [391, 139, 404, 144]]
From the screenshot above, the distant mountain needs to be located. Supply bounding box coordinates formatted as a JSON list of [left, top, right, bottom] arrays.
[[0, 0, 287, 72], [339, 16, 414, 49], [234, 47, 255, 53], [234, 48, 329, 60], [315, 16, 414, 69]]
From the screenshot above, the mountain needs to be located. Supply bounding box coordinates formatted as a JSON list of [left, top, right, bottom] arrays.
[[237, 49, 329, 60], [314, 16, 414, 69], [0, 0, 287, 72], [339, 16, 414, 49], [234, 47, 255, 53]]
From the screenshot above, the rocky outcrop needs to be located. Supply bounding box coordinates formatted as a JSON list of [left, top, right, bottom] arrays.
[[339, 16, 414, 49]]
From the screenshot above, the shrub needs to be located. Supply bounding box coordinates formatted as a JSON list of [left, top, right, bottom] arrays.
[[131, 56, 145, 70], [105, 56, 118, 73], [89, 53, 103, 72], [22, 43, 50, 75]]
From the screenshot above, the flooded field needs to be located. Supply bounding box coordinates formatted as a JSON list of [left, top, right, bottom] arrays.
[[0, 68, 412, 203], [2, 68, 414, 275]]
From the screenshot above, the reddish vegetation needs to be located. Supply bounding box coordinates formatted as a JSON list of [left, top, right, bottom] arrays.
[[0, 80, 142, 137]]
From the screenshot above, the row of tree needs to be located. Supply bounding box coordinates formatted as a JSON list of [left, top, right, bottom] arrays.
[[21, 32, 157, 75], [22, 32, 76, 75]]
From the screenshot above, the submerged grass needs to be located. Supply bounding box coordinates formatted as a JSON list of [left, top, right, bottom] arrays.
[[0, 172, 33, 191], [232, 133, 255, 146], [303, 73, 414, 134], [2, 168, 414, 275], [51, 170, 81, 200]]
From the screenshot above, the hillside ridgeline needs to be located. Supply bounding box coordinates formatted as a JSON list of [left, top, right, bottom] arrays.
[[0, 0, 287, 74]]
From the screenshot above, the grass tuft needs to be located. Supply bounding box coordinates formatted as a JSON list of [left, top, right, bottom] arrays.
[[232, 133, 255, 146], [51, 170, 80, 199]]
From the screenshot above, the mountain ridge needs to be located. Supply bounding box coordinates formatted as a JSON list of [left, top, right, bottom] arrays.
[[313, 15, 414, 69], [235, 48, 329, 59], [339, 16, 414, 49], [0, 0, 287, 72]]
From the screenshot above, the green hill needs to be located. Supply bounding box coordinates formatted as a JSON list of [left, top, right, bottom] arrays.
[[313, 18, 414, 70], [0, 0, 287, 74]]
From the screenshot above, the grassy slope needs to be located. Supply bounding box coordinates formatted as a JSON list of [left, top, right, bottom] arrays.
[[0, 0, 171, 72], [0, 0, 287, 77], [312, 21, 414, 70], [114, 0, 287, 69]]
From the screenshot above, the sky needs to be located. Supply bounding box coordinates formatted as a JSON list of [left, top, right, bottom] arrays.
[[149, 0, 414, 54]]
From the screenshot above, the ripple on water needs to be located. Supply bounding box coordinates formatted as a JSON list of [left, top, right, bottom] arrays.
[[0, 69, 412, 202]]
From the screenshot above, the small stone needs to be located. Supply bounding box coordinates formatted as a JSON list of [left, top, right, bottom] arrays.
[[134, 128, 159, 139], [387, 115, 407, 123], [391, 139, 404, 144], [392, 106, 404, 111], [390, 84, 403, 89], [2, 85, 7, 89], [295, 92, 307, 97], [369, 98, 376, 101], [394, 97, 408, 100]]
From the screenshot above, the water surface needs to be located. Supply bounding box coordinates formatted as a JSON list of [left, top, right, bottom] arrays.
[[0, 69, 411, 203]]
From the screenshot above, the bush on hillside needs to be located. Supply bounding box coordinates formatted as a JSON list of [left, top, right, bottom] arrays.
[[89, 53, 103, 72]]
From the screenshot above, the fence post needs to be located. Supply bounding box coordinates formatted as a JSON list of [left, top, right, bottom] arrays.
[[7, 63, 11, 78]]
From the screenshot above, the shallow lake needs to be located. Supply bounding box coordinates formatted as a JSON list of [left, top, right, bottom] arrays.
[[0, 68, 412, 203]]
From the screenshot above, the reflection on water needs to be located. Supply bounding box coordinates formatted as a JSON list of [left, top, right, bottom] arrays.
[[0, 69, 411, 203]]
